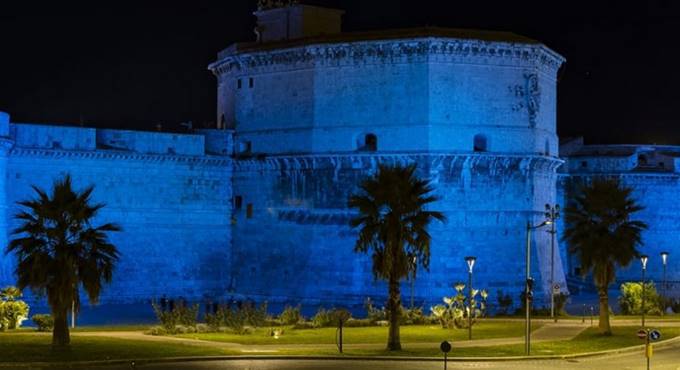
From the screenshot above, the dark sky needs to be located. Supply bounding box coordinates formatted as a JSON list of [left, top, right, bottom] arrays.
[[1, 1, 679, 144]]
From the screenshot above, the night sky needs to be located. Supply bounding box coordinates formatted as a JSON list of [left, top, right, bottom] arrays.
[[1, 1, 679, 144]]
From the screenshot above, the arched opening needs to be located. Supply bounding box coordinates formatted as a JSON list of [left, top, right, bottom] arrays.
[[473, 134, 487, 152], [364, 133, 377, 152]]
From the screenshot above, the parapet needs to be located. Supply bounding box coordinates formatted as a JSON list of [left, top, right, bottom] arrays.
[[6, 118, 232, 157]]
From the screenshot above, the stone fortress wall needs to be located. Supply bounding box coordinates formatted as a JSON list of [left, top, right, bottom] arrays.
[[211, 4, 568, 307], [0, 111, 234, 305], [1, 4, 678, 315], [559, 139, 680, 287]]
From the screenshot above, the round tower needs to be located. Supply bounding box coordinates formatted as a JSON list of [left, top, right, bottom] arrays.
[[210, 5, 567, 308]]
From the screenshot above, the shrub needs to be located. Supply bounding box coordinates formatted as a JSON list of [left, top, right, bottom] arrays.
[[554, 293, 569, 316], [279, 305, 302, 325], [431, 283, 488, 329], [495, 290, 513, 316], [149, 326, 167, 336], [32, 314, 54, 332], [344, 318, 373, 327], [670, 298, 680, 314], [0, 286, 30, 330], [242, 302, 268, 328], [619, 282, 663, 315], [292, 321, 315, 330], [311, 308, 351, 328], [203, 302, 268, 335], [152, 301, 199, 333], [364, 297, 386, 323], [402, 307, 428, 325]]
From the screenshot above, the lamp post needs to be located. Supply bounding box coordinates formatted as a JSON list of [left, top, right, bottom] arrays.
[[545, 204, 560, 323], [641, 255, 648, 328], [661, 251, 669, 308], [465, 256, 476, 340], [525, 218, 551, 356]]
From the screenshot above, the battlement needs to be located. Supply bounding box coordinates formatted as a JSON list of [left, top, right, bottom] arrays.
[[6, 121, 231, 157], [560, 141, 680, 174]]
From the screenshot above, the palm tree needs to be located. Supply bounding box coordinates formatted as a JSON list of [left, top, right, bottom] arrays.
[[563, 177, 646, 335], [349, 164, 444, 350], [6, 175, 120, 346]]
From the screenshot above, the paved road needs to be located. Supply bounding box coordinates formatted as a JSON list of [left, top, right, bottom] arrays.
[[90, 342, 680, 370]]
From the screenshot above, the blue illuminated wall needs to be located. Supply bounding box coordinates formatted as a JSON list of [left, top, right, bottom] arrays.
[[211, 31, 568, 307], [558, 142, 680, 287], [0, 115, 233, 305], [4, 9, 676, 318]]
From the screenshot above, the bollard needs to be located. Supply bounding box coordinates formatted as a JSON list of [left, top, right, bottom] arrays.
[[582, 304, 585, 323]]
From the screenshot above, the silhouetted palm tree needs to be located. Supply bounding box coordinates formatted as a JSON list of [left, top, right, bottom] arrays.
[[6, 175, 120, 346], [349, 164, 444, 350], [563, 178, 646, 335]]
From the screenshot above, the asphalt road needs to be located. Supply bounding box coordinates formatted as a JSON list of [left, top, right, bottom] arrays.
[[92, 343, 680, 370]]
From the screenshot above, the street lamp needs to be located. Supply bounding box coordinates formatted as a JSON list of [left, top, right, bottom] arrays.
[[465, 256, 477, 340], [545, 204, 560, 323], [641, 255, 648, 328], [661, 251, 669, 308], [525, 218, 551, 356]]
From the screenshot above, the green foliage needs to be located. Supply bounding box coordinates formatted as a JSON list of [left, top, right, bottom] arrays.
[[563, 178, 646, 334], [349, 164, 445, 350], [6, 175, 121, 346], [344, 318, 374, 327], [32, 314, 54, 332], [311, 307, 351, 328], [554, 293, 569, 315], [202, 302, 268, 335], [401, 306, 430, 325], [431, 283, 488, 329], [618, 282, 662, 315], [495, 290, 513, 315], [0, 287, 30, 330], [364, 297, 386, 323], [151, 303, 199, 332], [279, 305, 302, 325]]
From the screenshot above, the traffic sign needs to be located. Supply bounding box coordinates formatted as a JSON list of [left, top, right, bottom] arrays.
[[553, 284, 560, 293], [637, 329, 647, 339], [649, 329, 661, 341], [440, 341, 452, 353]]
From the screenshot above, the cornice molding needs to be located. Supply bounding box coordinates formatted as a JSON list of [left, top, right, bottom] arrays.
[[210, 38, 565, 77], [9, 147, 231, 166], [233, 153, 563, 173]]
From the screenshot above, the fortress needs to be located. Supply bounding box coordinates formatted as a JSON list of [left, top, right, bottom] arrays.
[[0, 4, 677, 315]]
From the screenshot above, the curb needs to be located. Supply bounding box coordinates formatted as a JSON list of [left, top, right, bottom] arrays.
[[2, 334, 679, 368]]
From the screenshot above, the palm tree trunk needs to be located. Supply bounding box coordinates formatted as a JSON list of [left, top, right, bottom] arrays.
[[387, 275, 402, 351], [597, 286, 612, 335], [52, 305, 71, 347]]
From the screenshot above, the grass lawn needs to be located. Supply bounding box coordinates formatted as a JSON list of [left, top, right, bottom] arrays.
[[259, 325, 680, 357], [175, 321, 538, 345], [0, 332, 234, 363], [1, 324, 678, 362]]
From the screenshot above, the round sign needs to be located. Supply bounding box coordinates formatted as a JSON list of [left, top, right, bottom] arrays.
[[440, 340, 452, 353], [637, 329, 647, 339], [553, 284, 560, 293], [649, 330, 661, 341]]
